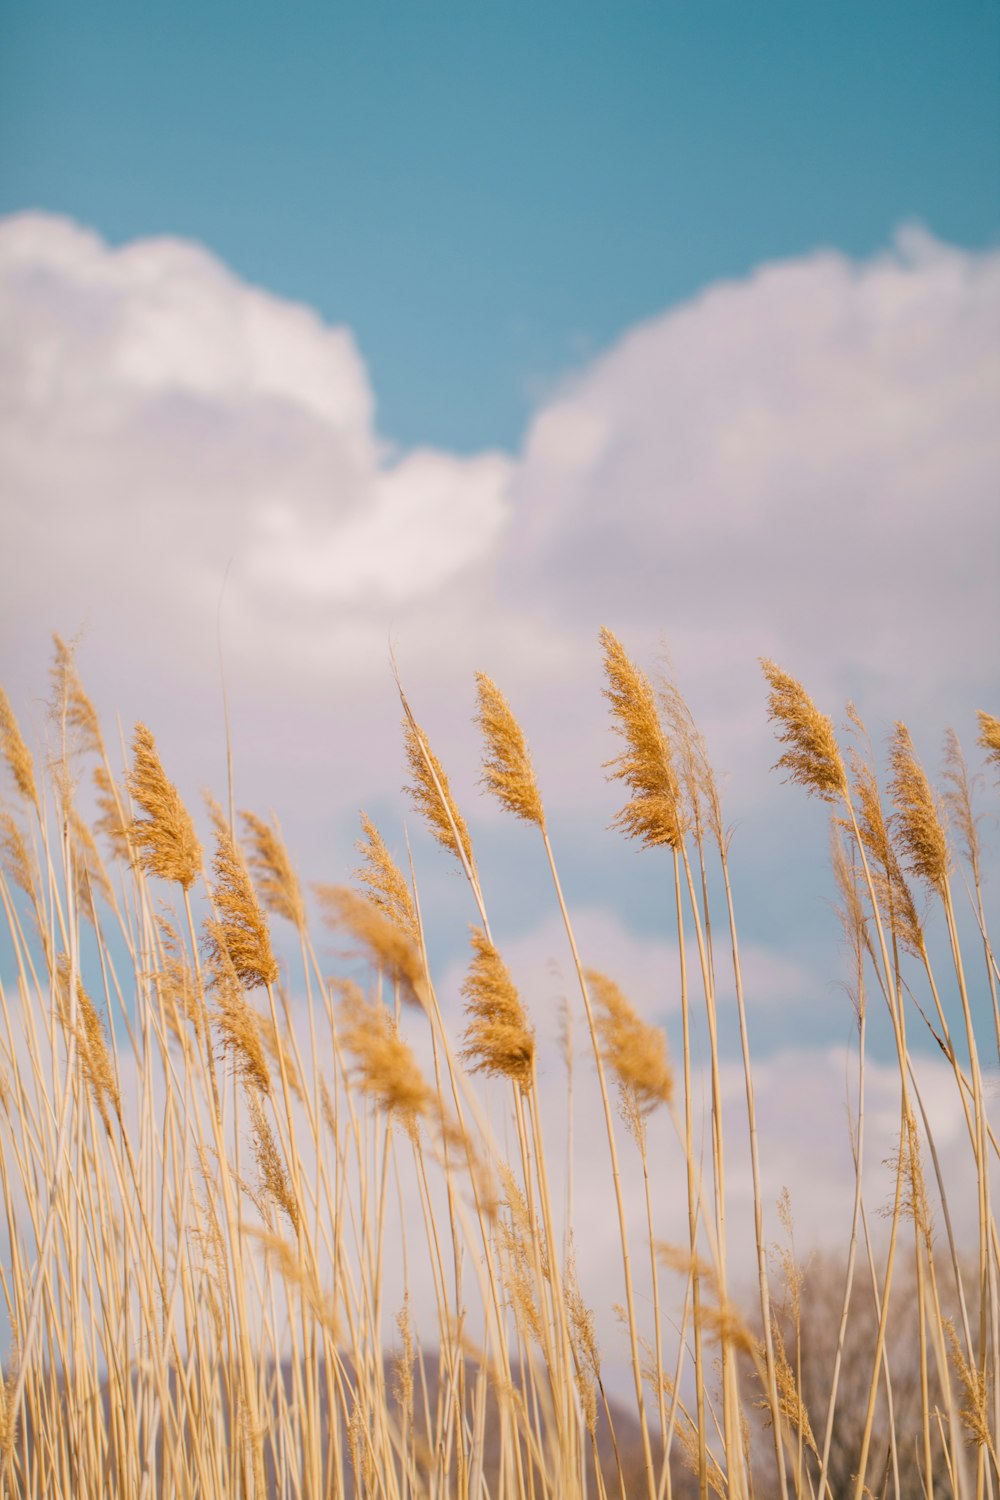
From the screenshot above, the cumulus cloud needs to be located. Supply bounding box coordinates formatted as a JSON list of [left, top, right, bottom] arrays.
[[1, 211, 997, 1052]]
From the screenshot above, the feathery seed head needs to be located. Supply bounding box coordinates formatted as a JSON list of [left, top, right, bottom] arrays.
[[401, 712, 475, 870], [153, 917, 204, 1042], [887, 722, 949, 896], [50, 636, 105, 761], [240, 810, 306, 931], [68, 804, 114, 926], [758, 1323, 818, 1455], [946, 1320, 991, 1450], [392, 1298, 415, 1414], [586, 968, 673, 1120], [127, 724, 201, 889], [600, 628, 683, 850], [206, 942, 272, 1095], [206, 826, 278, 988], [659, 671, 724, 852], [247, 1090, 299, 1231], [0, 812, 35, 903], [0, 688, 39, 811], [848, 753, 923, 956], [977, 711, 1000, 779], [941, 728, 980, 875], [338, 984, 430, 1134], [354, 812, 418, 941], [316, 883, 427, 1006], [474, 673, 545, 829], [93, 765, 131, 860], [55, 953, 120, 1131], [760, 661, 847, 803], [460, 928, 535, 1091]]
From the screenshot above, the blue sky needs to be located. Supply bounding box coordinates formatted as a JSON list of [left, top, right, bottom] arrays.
[[3, 2, 998, 450]]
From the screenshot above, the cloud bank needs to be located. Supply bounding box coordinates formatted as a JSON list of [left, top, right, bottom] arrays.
[[1, 211, 997, 1054]]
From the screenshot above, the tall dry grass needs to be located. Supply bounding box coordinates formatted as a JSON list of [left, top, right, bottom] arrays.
[[0, 634, 994, 1498]]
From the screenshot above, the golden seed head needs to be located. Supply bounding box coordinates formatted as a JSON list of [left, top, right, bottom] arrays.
[[760, 660, 847, 803], [882, 1113, 932, 1248], [941, 728, 979, 873], [153, 917, 204, 1042], [977, 711, 1000, 777], [240, 810, 306, 931], [887, 722, 949, 896], [127, 724, 201, 890], [600, 628, 683, 850], [247, 1090, 299, 1232], [337, 984, 430, 1134], [206, 826, 278, 988], [474, 672, 545, 829], [50, 635, 105, 761], [401, 713, 474, 870], [0, 811, 35, 902], [93, 765, 131, 860], [55, 953, 120, 1130], [68, 803, 114, 926], [392, 1297, 415, 1413], [460, 927, 535, 1091], [354, 812, 418, 941], [848, 754, 923, 956], [0, 687, 39, 812], [207, 943, 272, 1095], [659, 669, 724, 852], [316, 883, 427, 1007], [760, 1322, 818, 1455], [946, 1319, 991, 1449], [586, 968, 673, 1118]]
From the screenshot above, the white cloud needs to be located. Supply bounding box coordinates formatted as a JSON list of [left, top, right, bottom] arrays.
[[1, 211, 997, 1041]]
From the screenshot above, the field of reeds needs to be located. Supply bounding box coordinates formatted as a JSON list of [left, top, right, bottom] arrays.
[[0, 630, 996, 1498]]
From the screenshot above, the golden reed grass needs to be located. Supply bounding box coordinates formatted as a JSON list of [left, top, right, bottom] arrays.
[[0, 634, 993, 1499]]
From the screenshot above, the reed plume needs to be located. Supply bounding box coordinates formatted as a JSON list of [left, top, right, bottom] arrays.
[[55, 953, 120, 1132], [207, 948, 272, 1095], [460, 927, 535, 1091], [586, 968, 673, 1120], [846, 747, 922, 956], [240, 810, 306, 931], [93, 764, 131, 859], [152, 917, 203, 1041], [0, 812, 35, 902], [401, 711, 474, 869], [600, 627, 683, 849], [337, 982, 430, 1133], [761, 1324, 818, 1457], [316, 883, 426, 1006], [50, 635, 105, 761], [127, 724, 201, 889], [68, 804, 114, 924], [205, 825, 278, 988], [0, 687, 39, 811], [887, 722, 949, 896], [475, 672, 545, 829], [976, 711, 1000, 777], [354, 812, 418, 940], [247, 1090, 299, 1232], [760, 661, 847, 802], [941, 728, 980, 875], [946, 1320, 993, 1453]]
